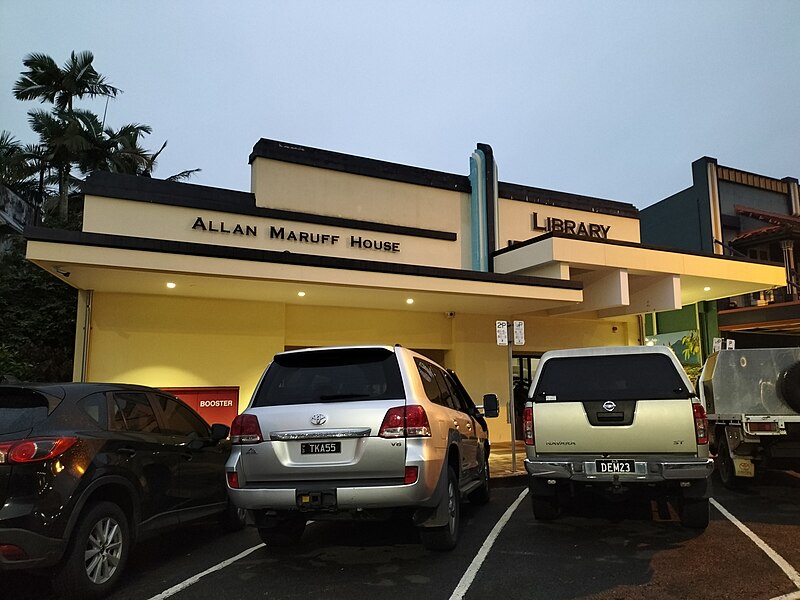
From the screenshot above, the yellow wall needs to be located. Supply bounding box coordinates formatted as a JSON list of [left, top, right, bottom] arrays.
[[84, 292, 636, 443], [86, 293, 285, 406]]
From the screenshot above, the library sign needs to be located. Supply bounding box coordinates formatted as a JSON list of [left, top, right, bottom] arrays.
[[190, 216, 402, 253], [531, 212, 611, 239]]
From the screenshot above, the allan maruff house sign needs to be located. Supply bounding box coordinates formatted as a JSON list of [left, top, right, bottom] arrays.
[[191, 216, 402, 253]]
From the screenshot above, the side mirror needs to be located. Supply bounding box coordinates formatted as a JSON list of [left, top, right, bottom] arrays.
[[211, 423, 230, 441], [481, 393, 500, 418]]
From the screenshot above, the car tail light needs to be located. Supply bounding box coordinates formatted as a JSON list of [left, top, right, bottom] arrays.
[[692, 402, 708, 445], [230, 414, 263, 444], [404, 466, 418, 484], [227, 472, 240, 489], [0, 437, 78, 464], [379, 406, 431, 438], [0, 544, 28, 561], [523, 406, 534, 446]]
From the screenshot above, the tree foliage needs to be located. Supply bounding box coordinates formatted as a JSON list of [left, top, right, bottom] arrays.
[[3, 50, 199, 222], [1, 50, 199, 381], [0, 234, 77, 381]]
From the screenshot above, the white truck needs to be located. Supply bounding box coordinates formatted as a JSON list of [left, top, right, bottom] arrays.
[[699, 347, 800, 488]]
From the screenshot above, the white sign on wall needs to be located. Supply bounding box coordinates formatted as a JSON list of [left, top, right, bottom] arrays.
[[496, 321, 509, 346], [513, 320, 525, 345]]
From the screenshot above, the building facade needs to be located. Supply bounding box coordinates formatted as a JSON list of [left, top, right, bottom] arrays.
[[641, 157, 800, 355], [24, 140, 784, 441]]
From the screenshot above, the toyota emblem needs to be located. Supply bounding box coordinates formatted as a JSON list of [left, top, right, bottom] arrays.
[[310, 414, 327, 426], [602, 401, 617, 412]]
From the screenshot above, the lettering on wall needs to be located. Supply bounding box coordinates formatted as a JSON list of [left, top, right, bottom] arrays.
[[191, 216, 401, 253], [531, 212, 611, 239], [192, 216, 257, 236]]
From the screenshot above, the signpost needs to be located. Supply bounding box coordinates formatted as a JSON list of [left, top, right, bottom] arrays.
[[496, 320, 525, 471]]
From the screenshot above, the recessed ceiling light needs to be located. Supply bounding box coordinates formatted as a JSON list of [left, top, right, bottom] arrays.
[[297, 291, 306, 297], [406, 298, 414, 305], [703, 286, 711, 292], [166, 282, 177, 289]]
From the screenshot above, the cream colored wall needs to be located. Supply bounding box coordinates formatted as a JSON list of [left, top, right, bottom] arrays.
[[252, 158, 466, 233], [86, 293, 285, 409], [498, 197, 641, 245], [83, 195, 464, 269]]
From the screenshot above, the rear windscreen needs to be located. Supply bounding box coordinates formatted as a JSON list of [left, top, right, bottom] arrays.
[[0, 389, 51, 435], [252, 348, 405, 407], [532, 354, 691, 402]]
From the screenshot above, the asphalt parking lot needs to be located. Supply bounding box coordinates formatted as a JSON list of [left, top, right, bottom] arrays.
[[4, 468, 800, 600]]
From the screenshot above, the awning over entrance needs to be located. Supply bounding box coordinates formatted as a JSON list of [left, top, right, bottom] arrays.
[[24, 228, 585, 317], [493, 233, 786, 318]]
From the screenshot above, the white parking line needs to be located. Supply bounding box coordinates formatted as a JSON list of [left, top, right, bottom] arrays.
[[710, 498, 800, 594], [147, 543, 265, 600], [449, 487, 529, 600]]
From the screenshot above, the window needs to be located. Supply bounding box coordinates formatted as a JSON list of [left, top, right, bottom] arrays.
[[436, 370, 463, 411], [80, 392, 108, 427], [155, 395, 208, 437], [415, 358, 443, 405], [254, 347, 404, 407], [111, 392, 159, 433], [532, 354, 691, 402], [0, 389, 49, 435]]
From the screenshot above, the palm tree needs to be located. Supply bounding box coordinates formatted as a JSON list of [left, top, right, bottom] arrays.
[[13, 51, 119, 112], [11, 51, 200, 221]]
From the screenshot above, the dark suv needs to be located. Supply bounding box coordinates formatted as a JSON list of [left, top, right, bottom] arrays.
[[0, 383, 243, 599]]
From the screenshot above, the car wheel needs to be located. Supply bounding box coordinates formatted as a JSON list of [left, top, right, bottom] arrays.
[[716, 431, 746, 490], [419, 466, 460, 551], [53, 501, 130, 600], [531, 495, 559, 520], [468, 452, 491, 505], [220, 499, 247, 532], [257, 514, 306, 547], [680, 497, 710, 529]]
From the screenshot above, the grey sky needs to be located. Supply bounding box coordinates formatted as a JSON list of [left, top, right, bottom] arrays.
[[2, 1, 798, 209]]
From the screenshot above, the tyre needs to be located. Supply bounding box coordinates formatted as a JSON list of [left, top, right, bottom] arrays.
[[468, 452, 491, 506], [257, 514, 306, 547], [716, 431, 747, 490], [680, 498, 710, 529], [778, 362, 800, 413], [53, 501, 130, 600], [531, 495, 559, 521], [220, 499, 247, 532], [419, 466, 460, 551]]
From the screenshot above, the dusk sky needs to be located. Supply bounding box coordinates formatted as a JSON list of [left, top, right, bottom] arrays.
[[2, 1, 798, 209]]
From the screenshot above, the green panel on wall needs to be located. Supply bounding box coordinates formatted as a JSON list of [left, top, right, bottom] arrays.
[[656, 305, 696, 333], [644, 313, 655, 336]]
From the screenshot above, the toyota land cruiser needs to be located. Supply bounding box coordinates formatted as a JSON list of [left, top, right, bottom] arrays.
[[226, 345, 499, 550]]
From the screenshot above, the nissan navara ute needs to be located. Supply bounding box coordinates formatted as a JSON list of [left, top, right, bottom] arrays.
[[523, 346, 713, 529], [226, 345, 499, 550]]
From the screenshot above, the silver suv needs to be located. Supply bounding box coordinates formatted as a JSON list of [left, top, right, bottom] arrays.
[[226, 345, 499, 551]]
